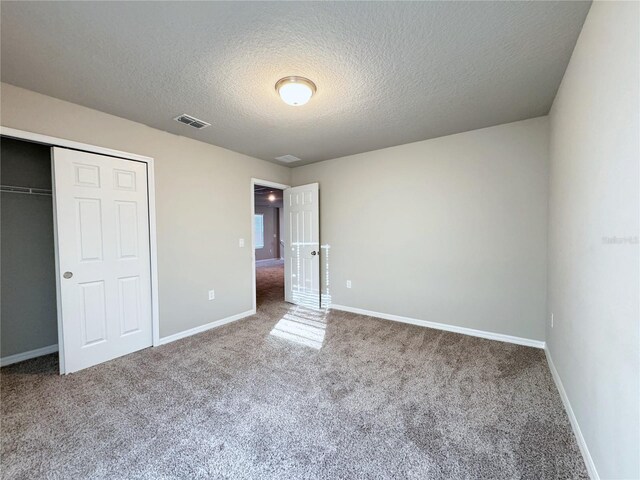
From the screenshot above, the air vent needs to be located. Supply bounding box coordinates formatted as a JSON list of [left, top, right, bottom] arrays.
[[173, 114, 211, 130], [275, 154, 301, 163]]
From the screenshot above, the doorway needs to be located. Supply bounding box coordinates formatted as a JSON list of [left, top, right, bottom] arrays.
[[250, 178, 323, 312], [252, 181, 286, 309]]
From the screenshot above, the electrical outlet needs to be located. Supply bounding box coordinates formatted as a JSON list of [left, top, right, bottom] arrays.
[[551, 313, 554, 328], [208, 290, 215, 300], [346, 280, 352, 289], [239, 238, 245, 247]]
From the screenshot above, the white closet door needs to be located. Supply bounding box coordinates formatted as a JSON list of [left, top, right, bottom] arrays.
[[284, 183, 320, 308], [53, 148, 152, 373]]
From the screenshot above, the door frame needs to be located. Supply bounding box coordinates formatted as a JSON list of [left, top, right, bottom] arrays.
[[0, 126, 161, 373], [250, 178, 290, 313]]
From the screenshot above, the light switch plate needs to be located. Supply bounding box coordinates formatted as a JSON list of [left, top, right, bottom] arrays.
[[239, 238, 245, 247]]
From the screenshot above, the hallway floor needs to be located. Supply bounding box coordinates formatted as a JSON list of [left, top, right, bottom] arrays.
[[256, 258, 285, 307]]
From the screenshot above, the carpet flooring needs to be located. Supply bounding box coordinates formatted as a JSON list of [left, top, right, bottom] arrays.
[[1, 263, 587, 479]]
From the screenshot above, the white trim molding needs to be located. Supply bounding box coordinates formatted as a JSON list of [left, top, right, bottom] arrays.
[[0, 126, 152, 163], [1, 344, 59, 367], [156, 309, 255, 346], [330, 304, 546, 349], [545, 348, 599, 480]]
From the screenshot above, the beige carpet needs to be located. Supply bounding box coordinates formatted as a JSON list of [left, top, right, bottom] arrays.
[[0, 263, 587, 479]]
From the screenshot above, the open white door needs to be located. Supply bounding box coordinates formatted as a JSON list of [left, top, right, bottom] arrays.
[[52, 148, 152, 373], [284, 183, 320, 308]]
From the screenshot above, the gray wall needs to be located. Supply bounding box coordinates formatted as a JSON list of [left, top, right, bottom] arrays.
[[292, 117, 549, 341], [1, 83, 291, 339], [547, 2, 639, 478], [254, 205, 279, 261], [1, 138, 58, 356]]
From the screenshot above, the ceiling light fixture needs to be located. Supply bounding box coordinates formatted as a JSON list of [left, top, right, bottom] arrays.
[[275, 76, 317, 106], [268, 194, 276, 202]]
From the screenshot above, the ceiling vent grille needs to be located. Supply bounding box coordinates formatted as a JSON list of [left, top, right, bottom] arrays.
[[174, 114, 211, 129], [275, 154, 301, 163]]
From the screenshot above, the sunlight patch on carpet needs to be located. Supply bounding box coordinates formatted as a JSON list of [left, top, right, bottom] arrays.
[[270, 306, 328, 349]]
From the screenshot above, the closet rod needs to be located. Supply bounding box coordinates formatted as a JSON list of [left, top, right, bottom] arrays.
[[0, 185, 52, 196]]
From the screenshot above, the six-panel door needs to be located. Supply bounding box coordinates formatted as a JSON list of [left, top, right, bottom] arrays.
[[53, 148, 152, 373], [284, 183, 320, 308]]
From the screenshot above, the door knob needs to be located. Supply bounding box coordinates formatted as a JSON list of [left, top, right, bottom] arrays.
[[311, 251, 318, 256], [63, 271, 73, 279]]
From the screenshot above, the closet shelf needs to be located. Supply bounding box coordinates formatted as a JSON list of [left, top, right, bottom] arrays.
[[0, 185, 52, 196]]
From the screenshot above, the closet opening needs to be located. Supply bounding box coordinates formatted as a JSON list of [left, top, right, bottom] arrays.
[[1, 131, 158, 374], [0, 137, 58, 367]]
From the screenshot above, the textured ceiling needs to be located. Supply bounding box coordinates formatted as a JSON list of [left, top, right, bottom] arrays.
[[0, 1, 590, 166]]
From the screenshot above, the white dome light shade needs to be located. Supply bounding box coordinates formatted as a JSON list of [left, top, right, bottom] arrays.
[[276, 77, 317, 106]]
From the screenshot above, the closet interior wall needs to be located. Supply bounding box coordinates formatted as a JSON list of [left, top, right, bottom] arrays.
[[1, 137, 58, 358]]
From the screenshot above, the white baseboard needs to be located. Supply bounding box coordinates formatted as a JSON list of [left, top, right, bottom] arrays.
[[330, 304, 545, 349], [256, 258, 281, 263], [544, 348, 599, 480], [1, 344, 58, 367], [156, 309, 255, 346]]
